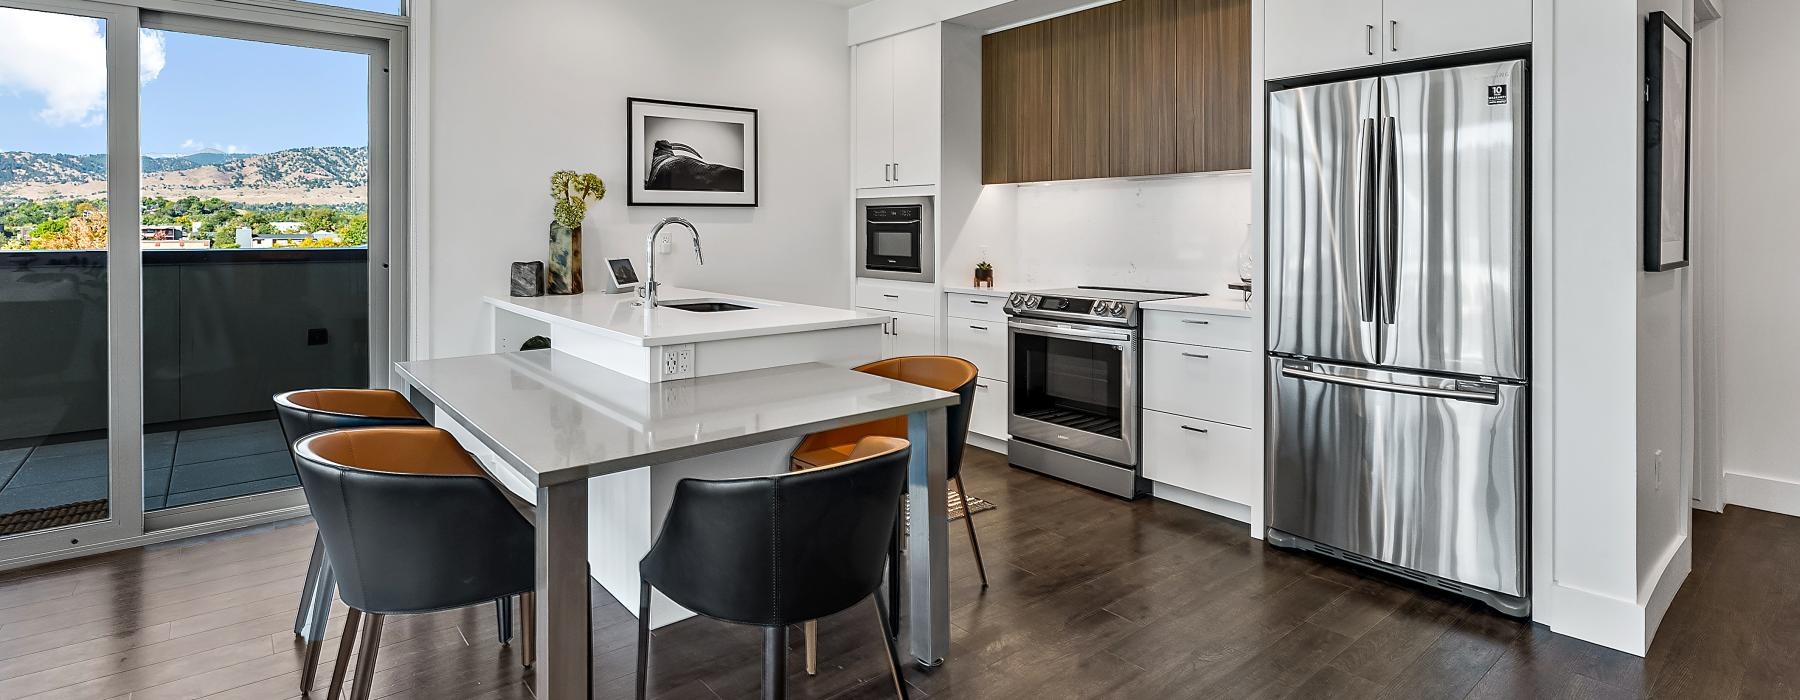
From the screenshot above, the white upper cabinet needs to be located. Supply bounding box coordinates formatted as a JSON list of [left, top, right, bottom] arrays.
[[1265, 0, 1383, 81], [889, 25, 941, 188], [854, 37, 896, 189], [1265, 0, 1530, 80], [854, 24, 940, 189], [1381, 0, 1531, 65]]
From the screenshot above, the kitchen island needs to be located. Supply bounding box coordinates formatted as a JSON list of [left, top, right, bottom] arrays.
[[486, 286, 888, 382]]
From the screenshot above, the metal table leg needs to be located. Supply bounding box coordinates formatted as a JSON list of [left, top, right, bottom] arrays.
[[904, 407, 950, 666], [535, 479, 592, 699]]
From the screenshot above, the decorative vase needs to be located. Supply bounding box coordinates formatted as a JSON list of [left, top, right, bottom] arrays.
[[547, 222, 583, 295], [510, 261, 545, 297], [974, 267, 994, 288]]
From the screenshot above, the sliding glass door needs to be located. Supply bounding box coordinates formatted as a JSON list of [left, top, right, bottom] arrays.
[[0, 0, 405, 562]]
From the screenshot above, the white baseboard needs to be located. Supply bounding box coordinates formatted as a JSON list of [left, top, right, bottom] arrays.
[[967, 431, 1007, 455], [1643, 535, 1691, 645], [1151, 481, 1252, 526], [1725, 471, 1800, 517], [1541, 534, 1691, 658]]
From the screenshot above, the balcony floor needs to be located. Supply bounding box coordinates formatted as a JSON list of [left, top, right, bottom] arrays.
[[0, 419, 294, 519]]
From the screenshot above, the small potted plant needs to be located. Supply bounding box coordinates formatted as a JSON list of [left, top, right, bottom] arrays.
[[974, 260, 995, 288], [547, 171, 606, 295]]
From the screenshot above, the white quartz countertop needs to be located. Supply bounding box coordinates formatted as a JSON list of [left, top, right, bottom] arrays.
[[1139, 294, 1255, 317], [942, 285, 1016, 298], [396, 350, 958, 487], [485, 287, 886, 347]]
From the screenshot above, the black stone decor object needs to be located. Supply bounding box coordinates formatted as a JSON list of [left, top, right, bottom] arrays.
[[511, 261, 545, 297]]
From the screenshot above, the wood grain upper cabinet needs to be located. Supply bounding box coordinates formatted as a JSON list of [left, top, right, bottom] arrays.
[[1265, 0, 1531, 80], [1381, 0, 1531, 65], [854, 25, 940, 189], [983, 0, 1249, 184], [1264, 0, 1382, 80]]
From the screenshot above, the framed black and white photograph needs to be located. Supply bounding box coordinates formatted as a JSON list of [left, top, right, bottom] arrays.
[[1644, 11, 1692, 272], [627, 98, 758, 207]]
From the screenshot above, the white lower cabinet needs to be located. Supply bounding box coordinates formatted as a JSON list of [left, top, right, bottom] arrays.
[[969, 378, 1008, 439], [1141, 409, 1258, 507], [887, 310, 938, 358], [1142, 341, 1260, 428], [946, 318, 1007, 380]]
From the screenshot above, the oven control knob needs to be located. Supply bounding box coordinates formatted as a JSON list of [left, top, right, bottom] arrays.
[[1093, 301, 1113, 316], [1112, 304, 1128, 318], [1007, 293, 1023, 308], [1024, 296, 1039, 309]]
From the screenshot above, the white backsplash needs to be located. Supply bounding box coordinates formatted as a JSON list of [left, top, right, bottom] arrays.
[[943, 173, 1255, 294]]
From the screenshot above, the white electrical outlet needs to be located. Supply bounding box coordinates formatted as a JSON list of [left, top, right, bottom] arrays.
[[657, 237, 673, 255], [661, 344, 696, 380]]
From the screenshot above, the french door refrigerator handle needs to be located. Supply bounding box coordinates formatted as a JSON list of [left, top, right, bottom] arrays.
[[1358, 117, 1378, 324], [1379, 115, 1400, 327], [1279, 365, 1497, 403]]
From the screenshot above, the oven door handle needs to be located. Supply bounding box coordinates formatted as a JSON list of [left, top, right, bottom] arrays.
[[1007, 319, 1134, 344]]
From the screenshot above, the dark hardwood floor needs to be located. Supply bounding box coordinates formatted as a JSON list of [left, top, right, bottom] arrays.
[[0, 446, 1792, 699]]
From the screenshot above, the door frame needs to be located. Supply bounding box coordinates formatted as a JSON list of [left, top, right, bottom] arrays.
[[1691, 0, 1723, 513], [0, 0, 410, 569]]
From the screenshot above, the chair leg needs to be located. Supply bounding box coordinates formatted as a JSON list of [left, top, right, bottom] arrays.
[[887, 512, 902, 633], [762, 625, 788, 700], [297, 534, 335, 693], [871, 595, 910, 700], [325, 608, 361, 700], [300, 636, 325, 695], [520, 591, 536, 668], [955, 475, 989, 589], [804, 620, 817, 675], [348, 613, 385, 700], [636, 581, 652, 700], [495, 596, 514, 645]]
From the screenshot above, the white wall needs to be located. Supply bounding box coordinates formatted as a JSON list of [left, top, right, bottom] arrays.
[[1713, 0, 1800, 515], [1634, 0, 1695, 647], [942, 175, 1255, 294], [422, 0, 851, 358]]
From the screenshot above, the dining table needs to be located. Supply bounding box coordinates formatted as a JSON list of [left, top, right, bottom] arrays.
[[388, 349, 958, 698]]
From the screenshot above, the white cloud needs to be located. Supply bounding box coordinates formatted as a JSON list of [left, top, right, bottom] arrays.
[[178, 139, 241, 154], [0, 9, 166, 128]]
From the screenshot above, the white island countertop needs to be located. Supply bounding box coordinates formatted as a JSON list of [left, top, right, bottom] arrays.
[[486, 287, 887, 347]]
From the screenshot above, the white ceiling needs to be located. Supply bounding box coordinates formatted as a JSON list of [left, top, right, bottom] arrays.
[[810, 0, 875, 6]]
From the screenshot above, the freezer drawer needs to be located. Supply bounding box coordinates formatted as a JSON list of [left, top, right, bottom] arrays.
[[1267, 359, 1526, 597]]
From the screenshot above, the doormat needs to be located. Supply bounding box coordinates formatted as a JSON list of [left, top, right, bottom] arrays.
[[906, 490, 996, 522], [0, 498, 109, 537]]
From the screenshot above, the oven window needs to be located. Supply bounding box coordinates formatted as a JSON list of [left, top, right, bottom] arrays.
[[1012, 333, 1124, 438], [871, 229, 915, 258]]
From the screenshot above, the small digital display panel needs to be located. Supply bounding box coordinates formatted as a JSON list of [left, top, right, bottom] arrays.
[[1037, 296, 1094, 314]]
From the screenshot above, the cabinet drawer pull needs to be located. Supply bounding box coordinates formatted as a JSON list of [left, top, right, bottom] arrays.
[[883, 294, 900, 299], [1182, 352, 1211, 359], [969, 325, 988, 331], [1180, 425, 1210, 435], [893, 163, 900, 181], [969, 300, 989, 305], [976, 382, 990, 389], [1365, 24, 1375, 56], [1180, 319, 1211, 325], [1390, 20, 1399, 52]]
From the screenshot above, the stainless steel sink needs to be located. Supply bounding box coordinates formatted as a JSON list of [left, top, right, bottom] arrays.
[[658, 300, 756, 312]]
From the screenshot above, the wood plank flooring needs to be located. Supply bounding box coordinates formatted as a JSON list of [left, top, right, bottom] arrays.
[[0, 446, 1792, 699]]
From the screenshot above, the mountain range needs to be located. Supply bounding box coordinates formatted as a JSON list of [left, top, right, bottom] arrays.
[[0, 146, 369, 206]]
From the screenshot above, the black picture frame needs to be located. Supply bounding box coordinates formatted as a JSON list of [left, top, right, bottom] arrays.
[[1644, 11, 1692, 272], [627, 98, 759, 207]]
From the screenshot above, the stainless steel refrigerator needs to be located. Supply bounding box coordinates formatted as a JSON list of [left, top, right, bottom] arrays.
[[1264, 59, 1530, 616]]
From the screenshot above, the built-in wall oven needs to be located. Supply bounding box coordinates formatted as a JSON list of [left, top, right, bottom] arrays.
[[1003, 287, 1199, 499], [856, 197, 934, 283]]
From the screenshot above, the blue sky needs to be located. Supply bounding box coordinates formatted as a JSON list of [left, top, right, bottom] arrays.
[[1, 6, 374, 156]]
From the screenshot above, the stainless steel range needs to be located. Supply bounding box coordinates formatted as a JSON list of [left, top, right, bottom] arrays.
[[1002, 286, 1201, 498]]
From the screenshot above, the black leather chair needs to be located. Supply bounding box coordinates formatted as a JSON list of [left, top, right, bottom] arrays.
[[637, 436, 913, 700], [294, 426, 537, 700], [275, 389, 446, 693], [789, 356, 984, 675]]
